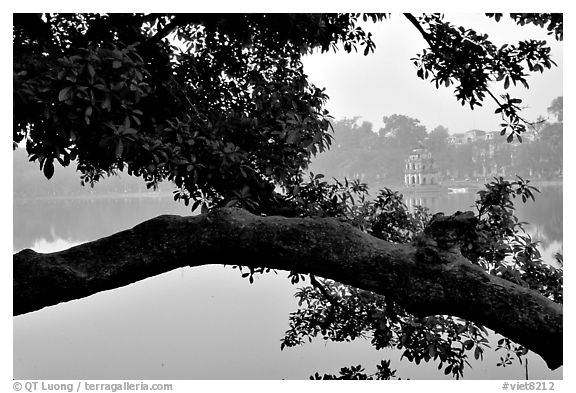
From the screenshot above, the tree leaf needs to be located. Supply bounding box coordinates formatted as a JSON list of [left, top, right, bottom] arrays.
[[58, 86, 72, 102], [187, 200, 199, 211], [102, 95, 111, 111], [115, 140, 124, 158], [201, 203, 208, 214], [43, 159, 55, 179], [87, 63, 96, 79]]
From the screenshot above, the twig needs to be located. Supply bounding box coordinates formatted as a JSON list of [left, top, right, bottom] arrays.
[[404, 13, 435, 49], [144, 14, 209, 47], [310, 274, 342, 309]]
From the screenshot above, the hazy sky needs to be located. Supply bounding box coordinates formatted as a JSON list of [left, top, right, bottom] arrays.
[[302, 13, 563, 133]]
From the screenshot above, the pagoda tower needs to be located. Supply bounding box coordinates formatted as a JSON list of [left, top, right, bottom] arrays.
[[404, 147, 439, 187]]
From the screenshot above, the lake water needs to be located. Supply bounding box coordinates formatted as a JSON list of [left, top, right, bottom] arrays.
[[13, 186, 562, 380]]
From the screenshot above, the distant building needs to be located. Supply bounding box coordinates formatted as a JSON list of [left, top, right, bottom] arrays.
[[485, 131, 499, 141], [404, 147, 439, 187], [448, 129, 491, 144], [445, 129, 531, 144], [466, 129, 486, 142], [448, 133, 467, 144]]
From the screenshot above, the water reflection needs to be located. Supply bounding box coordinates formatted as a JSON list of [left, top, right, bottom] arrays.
[[15, 186, 562, 255], [30, 238, 82, 254], [13, 195, 192, 253]]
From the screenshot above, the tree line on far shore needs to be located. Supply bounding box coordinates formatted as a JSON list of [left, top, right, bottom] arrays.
[[310, 96, 563, 187]]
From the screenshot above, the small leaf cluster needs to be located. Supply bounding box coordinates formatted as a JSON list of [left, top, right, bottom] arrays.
[[495, 337, 528, 368], [231, 265, 276, 285], [486, 14, 563, 41], [287, 173, 370, 219], [369, 189, 430, 243], [471, 177, 562, 303], [287, 175, 428, 243], [411, 13, 559, 142], [310, 360, 397, 380]]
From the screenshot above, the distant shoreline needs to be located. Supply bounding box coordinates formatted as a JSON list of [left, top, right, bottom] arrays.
[[377, 178, 562, 196], [13, 179, 562, 202], [529, 180, 563, 188], [13, 191, 176, 202]]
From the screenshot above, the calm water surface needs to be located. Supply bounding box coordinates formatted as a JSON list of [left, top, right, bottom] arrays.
[[13, 186, 562, 380]]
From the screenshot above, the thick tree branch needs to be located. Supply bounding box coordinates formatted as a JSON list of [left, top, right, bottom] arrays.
[[13, 208, 562, 369]]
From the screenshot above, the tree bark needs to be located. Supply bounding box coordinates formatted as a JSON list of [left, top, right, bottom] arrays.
[[13, 208, 562, 370]]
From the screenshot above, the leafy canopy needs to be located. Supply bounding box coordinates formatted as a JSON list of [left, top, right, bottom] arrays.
[[14, 13, 386, 211], [13, 13, 561, 212]]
